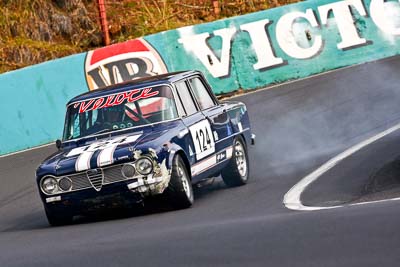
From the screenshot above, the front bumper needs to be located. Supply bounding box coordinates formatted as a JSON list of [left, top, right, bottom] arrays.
[[43, 181, 143, 214], [41, 174, 170, 215]]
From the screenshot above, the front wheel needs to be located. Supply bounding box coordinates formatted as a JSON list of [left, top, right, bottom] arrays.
[[221, 136, 249, 187], [165, 155, 194, 209]]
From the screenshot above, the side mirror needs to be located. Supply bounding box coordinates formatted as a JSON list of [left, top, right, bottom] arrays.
[[55, 139, 62, 150]]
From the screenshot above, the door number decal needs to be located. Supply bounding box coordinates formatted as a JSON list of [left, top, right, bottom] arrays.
[[189, 120, 215, 160]]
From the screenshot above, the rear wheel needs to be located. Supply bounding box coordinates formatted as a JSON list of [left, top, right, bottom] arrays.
[[45, 207, 73, 227], [221, 136, 249, 187], [165, 155, 194, 209]]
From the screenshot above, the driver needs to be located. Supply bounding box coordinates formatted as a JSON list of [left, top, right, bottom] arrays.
[[105, 105, 123, 122], [102, 104, 125, 129]]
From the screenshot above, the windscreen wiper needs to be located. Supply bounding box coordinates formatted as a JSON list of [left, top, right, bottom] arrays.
[[92, 129, 112, 135]]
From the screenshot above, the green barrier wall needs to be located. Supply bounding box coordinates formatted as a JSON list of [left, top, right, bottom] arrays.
[[147, 0, 400, 92], [0, 54, 87, 155], [1, 0, 399, 155]]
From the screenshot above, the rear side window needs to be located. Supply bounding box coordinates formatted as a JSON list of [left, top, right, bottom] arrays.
[[188, 77, 215, 110], [173, 89, 186, 116], [175, 81, 198, 116]]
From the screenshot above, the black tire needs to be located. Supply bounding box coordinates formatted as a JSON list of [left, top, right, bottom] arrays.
[[45, 207, 73, 226], [165, 154, 194, 209], [221, 136, 249, 187]]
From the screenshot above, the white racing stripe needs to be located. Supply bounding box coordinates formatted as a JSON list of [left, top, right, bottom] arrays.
[[96, 134, 141, 167], [283, 122, 400, 211], [75, 151, 94, 172], [226, 146, 233, 158], [191, 146, 233, 176], [192, 156, 217, 177], [73, 134, 142, 172], [97, 146, 116, 167]]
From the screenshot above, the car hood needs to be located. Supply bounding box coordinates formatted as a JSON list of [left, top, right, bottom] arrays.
[[37, 127, 173, 177]]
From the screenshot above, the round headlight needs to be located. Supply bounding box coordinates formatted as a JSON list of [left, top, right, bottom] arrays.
[[122, 163, 136, 179], [58, 177, 72, 191], [41, 176, 59, 194], [135, 157, 153, 175]]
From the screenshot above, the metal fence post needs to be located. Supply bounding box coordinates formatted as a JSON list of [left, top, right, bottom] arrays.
[[97, 0, 110, 46]]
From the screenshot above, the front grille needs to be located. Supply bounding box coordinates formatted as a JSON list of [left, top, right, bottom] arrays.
[[61, 165, 134, 193], [69, 173, 92, 190], [86, 169, 104, 191], [104, 165, 126, 184]]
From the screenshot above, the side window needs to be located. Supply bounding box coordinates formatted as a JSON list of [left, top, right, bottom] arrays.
[[175, 81, 198, 116], [173, 89, 186, 117], [188, 77, 215, 110]]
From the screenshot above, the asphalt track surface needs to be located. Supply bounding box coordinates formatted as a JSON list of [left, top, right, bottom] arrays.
[[1, 56, 400, 266]]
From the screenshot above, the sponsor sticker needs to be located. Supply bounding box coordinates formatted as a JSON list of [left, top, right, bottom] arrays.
[[216, 150, 227, 163], [74, 87, 159, 113]]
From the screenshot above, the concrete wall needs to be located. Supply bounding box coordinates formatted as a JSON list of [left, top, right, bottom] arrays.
[[0, 54, 87, 155], [1, 0, 399, 155]]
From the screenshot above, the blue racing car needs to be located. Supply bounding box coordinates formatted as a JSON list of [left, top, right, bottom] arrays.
[[36, 70, 255, 226]]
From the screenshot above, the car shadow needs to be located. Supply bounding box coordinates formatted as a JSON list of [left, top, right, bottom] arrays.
[[74, 179, 230, 225], [0, 178, 231, 231], [0, 202, 171, 232], [193, 177, 229, 200]]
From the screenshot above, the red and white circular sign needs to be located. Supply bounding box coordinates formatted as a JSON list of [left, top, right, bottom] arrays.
[[85, 38, 168, 90]]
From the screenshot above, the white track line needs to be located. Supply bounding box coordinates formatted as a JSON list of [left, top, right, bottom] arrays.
[[283, 122, 400, 211], [0, 143, 53, 158]]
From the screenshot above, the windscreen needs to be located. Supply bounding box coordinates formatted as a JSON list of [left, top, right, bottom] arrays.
[[63, 85, 177, 141]]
